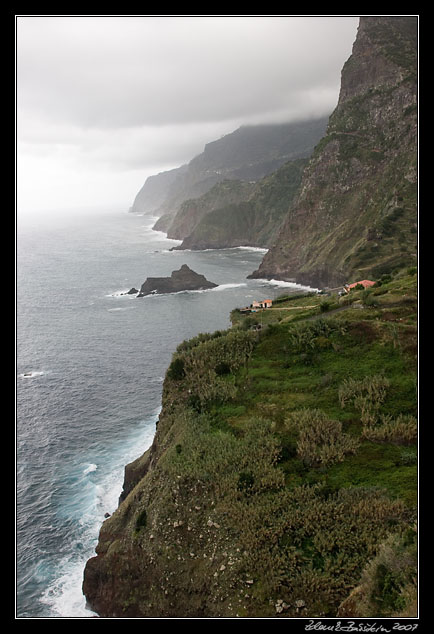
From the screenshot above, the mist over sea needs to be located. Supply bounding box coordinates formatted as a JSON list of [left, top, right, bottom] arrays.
[[16, 207, 315, 618]]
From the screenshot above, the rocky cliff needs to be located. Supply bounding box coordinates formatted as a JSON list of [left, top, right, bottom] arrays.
[[249, 16, 417, 288], [82, 17, 418, 619], [166, 179, 256, 241], [170, 158, 308, 251], [131, 117, 328, 231], [82, 272, 417, 618]]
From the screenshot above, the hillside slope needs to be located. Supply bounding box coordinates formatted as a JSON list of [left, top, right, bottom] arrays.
[[83, 272, 417, 618], [170, 158, 308, 250], [130, 117, 328, 229], [82, 16, 418, 619], [250, 16, 417, 288]]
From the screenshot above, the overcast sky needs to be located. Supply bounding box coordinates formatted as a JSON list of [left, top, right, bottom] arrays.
[[16, 15, 360, 215]]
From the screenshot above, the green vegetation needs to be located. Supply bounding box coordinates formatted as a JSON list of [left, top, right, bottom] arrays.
[[177, 158, 308, 250], [134, 508, 147, 533], [84, 17, 418, 619], [146, 272, 417, 617], [339, 528, 417, 617], [87, 272, 417, 619], [167, 357, 186, 380]]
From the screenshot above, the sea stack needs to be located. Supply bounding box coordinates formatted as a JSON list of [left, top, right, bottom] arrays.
[[137, 264, 218, 297]]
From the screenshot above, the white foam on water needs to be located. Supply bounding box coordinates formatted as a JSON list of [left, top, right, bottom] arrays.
[[83, 464, 97, 475], [38, 410, 159, 617], [19, 370, 45, 379], [210, 283, 247, 291], [258, 278, 320, 292], [236, 246, 269, 253], [107, 306, 135, 312], [106, 289, 137, 298], [40, 555, 98, 618]]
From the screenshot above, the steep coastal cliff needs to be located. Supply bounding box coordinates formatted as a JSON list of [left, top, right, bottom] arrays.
[[83, 17, 418, 619], [131, 117, 328, 231], [83, 273, 417, 618], [170, 158, 307, 251], [250, 16, 417, 288]]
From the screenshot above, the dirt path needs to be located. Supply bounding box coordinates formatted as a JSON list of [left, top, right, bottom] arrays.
[[269, 305, 317, 311]]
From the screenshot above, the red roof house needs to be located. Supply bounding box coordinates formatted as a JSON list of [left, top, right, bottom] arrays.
[[345, 280, 376, 292]]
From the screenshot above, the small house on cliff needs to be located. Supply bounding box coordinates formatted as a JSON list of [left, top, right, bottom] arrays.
[[252, 299, 273, 309], [343, 280, 375, 294], [239, 299, 273, 314]]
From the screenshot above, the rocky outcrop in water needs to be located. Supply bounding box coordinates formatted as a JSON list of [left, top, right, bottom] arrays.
[[137, 264, 218, 297]]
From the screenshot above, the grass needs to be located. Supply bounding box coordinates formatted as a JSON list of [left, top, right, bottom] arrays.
[[213, 274, 417, 514], [99, 272, 417, 618]]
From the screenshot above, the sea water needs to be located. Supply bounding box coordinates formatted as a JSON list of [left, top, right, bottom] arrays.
[[16, 207, 316, 618]]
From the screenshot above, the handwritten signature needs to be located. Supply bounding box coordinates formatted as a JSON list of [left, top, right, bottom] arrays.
[[305, 622, 418, 633]]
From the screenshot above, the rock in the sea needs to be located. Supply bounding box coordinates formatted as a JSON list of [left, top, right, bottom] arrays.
[[137, 264, 218, 297], [120, 288, 139, 295]]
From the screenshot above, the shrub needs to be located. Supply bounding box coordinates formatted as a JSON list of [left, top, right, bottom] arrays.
[[240, 316, 259, 331], [285, 408, 359, 467], [215, 362, 231, 376], [135, 508, 147, 532], [288, 319, 342, 354], [338, 375, 390, 410], [176, 329, 256, 409], [237, 471, 255, 493], [399, 449, 417, 465], [381, 274, 393, 284], [350, 530, 418, 617], [362, 414, 417, 445], [167, 357, 186, 380], [362, 291, 379, 307], [187, 393, 202, 413]]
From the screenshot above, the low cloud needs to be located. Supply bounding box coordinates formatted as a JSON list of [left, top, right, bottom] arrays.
[[17, 15, 359, 212]]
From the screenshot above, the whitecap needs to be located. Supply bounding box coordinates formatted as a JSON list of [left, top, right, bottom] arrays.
[[83, 464, 97, 475], [257, 278, 320, 292], [38, 410, 160, 618], [19, 371, 44, 379], [106, 289, 137, 298], [236, 246, 269, 253], [138, 287, 215, 298], [210, 283, 247, 291], [39, 554, 98, 618]]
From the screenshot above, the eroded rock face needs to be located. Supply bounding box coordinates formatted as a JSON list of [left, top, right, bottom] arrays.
[[250, 16, 417, 288], [137, 264, 218, 297], [82, 17, 418, 619]]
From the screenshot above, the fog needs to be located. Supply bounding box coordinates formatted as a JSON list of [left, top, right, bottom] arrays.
[[16, 15, 360, 216]]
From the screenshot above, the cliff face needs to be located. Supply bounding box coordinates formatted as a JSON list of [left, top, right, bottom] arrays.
[[167, 179, 256, 241], [82, 17, 418, 619], [250, 16, 417, 288], [171, 158, 307, 250], [132, 117, 328, 230], [82, 273, 417, 618], [129, 165, 188, 215]]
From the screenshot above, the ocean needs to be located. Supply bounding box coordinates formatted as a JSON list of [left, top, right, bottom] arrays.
[[16, 207, 316, 618]]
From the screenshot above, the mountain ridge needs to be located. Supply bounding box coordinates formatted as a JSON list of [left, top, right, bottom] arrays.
[[129, 117, 329, 231], [249, 16, 417, 288]]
